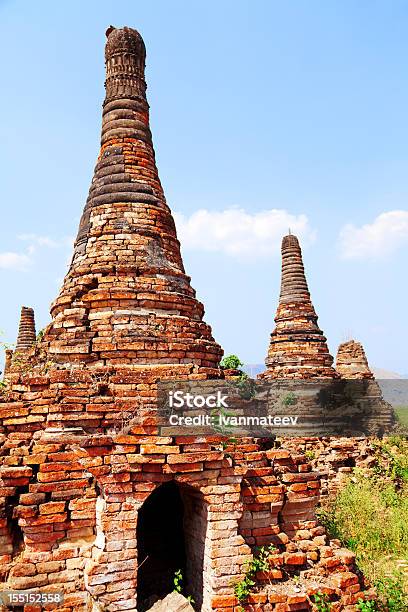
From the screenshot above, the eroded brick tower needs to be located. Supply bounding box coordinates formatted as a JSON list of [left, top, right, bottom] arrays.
[[44, 26, 222, 371], [262, 234, 337, 379]]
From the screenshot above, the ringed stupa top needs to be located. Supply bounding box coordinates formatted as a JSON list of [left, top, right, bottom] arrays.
[[261, 234, 337, 379], [15, 307, 36, 353], [42, 26, 222, 369]]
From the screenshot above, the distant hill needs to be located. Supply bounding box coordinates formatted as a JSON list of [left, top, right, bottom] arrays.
[[372, 367, 406, 380], [371, 369, 408, 405]]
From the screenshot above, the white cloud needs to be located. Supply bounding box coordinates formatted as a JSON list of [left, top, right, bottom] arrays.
[[18, 234, 74, 249], [0, 252, 31, 271], [0, 234, 74, 273], [18, 234, 59, 248], [339, 210, 408, 260], [174, 208, 316, 258]]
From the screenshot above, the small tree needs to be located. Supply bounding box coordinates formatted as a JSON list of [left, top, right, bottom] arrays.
[[220, 354, 243, 370]]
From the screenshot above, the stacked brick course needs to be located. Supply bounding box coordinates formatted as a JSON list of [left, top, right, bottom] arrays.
[[0, 26, 375, 612]]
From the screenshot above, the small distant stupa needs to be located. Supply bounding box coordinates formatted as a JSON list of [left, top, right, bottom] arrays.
[[15, 306, 36, 353], [261, 234, 337, 379], [336, 339, 374, 379]]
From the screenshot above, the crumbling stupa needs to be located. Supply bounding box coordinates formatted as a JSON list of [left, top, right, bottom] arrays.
[[45, 26, 222, 371], [336, 340, 374, 379], [0, 27, 375, 612], [261, 234, 337, 379]]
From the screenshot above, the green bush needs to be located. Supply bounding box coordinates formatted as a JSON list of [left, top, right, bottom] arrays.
[[220, 354, 243, 370], [173, 569, 194, 603], [376, 574, 407, 612], [395, 406, 408, 429], [234, 372, 257, 399], [319, 472, 408, 566], [356, 599, 377, 611], [234, 575, 255, 602], [281, 390, 298, 406], [311, 591, 332, 611], [234, 545, 275, 603]]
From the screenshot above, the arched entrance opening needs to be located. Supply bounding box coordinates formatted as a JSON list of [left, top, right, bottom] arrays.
[[137, 481, 207, 610]]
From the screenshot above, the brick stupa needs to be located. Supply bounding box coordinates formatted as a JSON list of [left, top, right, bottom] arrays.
[[336, 339, 374, 379], [261, 234, 337, 379], [42, 26, 222, 371], [15, 306, 36, 354], [4, 307, 37, 376]]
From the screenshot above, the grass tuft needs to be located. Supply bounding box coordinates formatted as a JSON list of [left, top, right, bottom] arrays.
[[318, 436, 408, 611]]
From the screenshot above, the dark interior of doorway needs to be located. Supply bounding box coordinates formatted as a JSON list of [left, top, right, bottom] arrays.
[[137, 481, 186, 610]]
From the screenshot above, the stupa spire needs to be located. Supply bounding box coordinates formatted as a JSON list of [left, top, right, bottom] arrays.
[[15, 306, 36, 353], [279, 234, 310, 303], [261, 234, 337, 379], [44, 26, 222, 369]]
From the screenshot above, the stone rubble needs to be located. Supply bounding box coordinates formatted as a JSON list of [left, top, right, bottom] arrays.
[[146, 591, 195, 611]]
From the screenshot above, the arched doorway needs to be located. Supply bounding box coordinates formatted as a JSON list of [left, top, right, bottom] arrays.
[[137, 481, 206, 610]]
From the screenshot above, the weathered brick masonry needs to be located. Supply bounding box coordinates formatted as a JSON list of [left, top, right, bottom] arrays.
[[335, 341, 373, 380], [0, 26, 381, 612], [281, 347, 392, 498]]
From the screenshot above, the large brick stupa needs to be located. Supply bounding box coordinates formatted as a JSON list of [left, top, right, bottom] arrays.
[[43, 26, 222, 371]]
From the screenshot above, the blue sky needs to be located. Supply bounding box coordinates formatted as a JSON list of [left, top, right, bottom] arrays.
[[1, 0, 407, 374]]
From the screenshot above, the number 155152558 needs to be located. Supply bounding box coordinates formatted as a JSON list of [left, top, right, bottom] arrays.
[[0, 591, 64, 606]]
